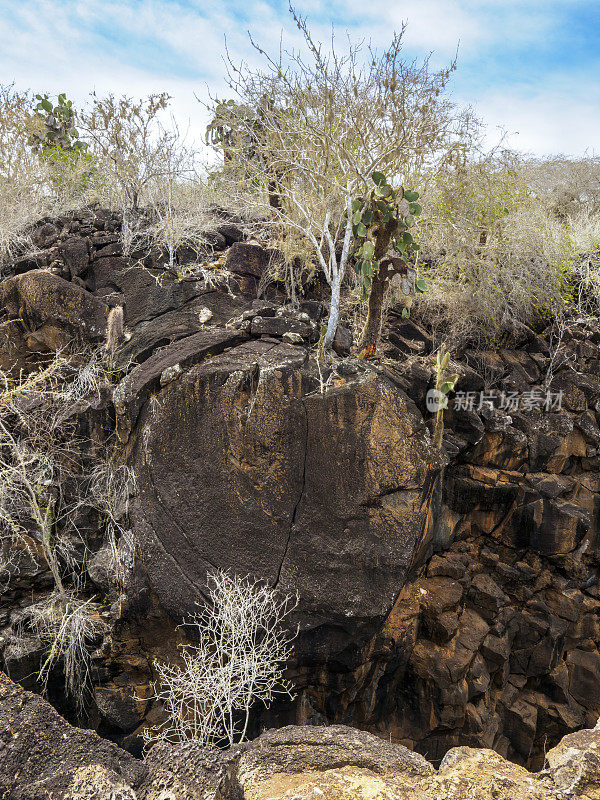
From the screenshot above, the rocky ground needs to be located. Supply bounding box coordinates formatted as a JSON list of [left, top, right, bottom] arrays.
[[2, 671, 600, 799], [0, 207, 599, 782]]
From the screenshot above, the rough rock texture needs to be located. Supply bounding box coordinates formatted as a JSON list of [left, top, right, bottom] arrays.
[[1, 208, 600, 776], [0, 269, 109, 364], [0, 671, 146, 799], [107, 333, 444, 754], [359, 313, 600, 767], [2, 676, 600, 800]]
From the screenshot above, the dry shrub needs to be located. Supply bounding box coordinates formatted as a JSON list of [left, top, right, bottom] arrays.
[[148, 570, 297, 748], [0, 350, 135, 714], [79, 92, 178, 211], [0, 85, 49, 262], [0, 86, 109, 268], [18, 593, 107, 711], [415, 154, 583, 346], [523, 155, 600, 218], [566, 211, 600, 310], [0, 86, 225, 269]]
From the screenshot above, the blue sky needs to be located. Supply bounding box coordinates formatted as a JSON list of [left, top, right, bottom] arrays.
[[0, 0, 598, 156]]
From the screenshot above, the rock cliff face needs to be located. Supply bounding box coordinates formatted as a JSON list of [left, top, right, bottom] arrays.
[[125, 336, 440, 640], [0, 208, 599, 774]]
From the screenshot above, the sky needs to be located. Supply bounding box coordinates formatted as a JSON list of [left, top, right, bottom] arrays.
[[0, 0, 598, 158]]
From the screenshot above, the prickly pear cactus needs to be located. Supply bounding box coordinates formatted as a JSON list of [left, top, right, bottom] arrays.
[[28, 93, 87, 156], [352, 172, 423, 300], [353, 172, 427, 351]]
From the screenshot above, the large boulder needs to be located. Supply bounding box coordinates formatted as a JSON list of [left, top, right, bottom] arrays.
[[234, 724, 433, 800], [125, 339, 441, 671]]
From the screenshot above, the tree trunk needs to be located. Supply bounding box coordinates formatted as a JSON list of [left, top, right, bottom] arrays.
[[358, 270, 386, 352], [323, 271, 342, 351], [40, 519, 66, 599], [267, 178, 281, 210]]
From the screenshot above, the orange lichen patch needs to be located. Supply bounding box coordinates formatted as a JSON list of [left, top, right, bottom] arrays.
[[381, 584, 421, 642]]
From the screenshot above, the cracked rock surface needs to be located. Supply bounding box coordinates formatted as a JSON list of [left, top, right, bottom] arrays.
[[126, 336, 439, 651]]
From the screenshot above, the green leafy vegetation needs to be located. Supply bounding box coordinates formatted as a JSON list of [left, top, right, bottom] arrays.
[[28, 92, 87, 156], [0, 5, 598, 351]]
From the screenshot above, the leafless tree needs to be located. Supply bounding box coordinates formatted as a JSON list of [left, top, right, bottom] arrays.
[[80, 92, 176, 211]]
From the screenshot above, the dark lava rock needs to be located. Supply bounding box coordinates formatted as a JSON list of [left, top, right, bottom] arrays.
[[250, 315, 313, 339], [114, 328, 248, 439], [127, 339, 441, 670], [333, 324, 353, 356], [225, 242, 270, 278], [216, 222, 244, 245], [59, 236, 90, 278], [0, 671, 146, 799]]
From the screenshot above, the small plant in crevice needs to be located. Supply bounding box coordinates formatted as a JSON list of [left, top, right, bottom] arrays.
[[17, 594, 107, 714], [431, 344, 459, 448]]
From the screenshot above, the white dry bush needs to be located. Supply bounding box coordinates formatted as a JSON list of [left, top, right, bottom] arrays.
[[88, 458, 136, 591], [0, 354, 83, 597], [522, 155, 600, 218], [79, 92, 180, 212], [0, 350, 133, 711], [0, 351, 118, 595], [63, 350, 109, 403], [79, 92, 224, 269], [0, 85, 48, 264], [18, 593, 107, 712], [137, 180, 224, 273], [148, 570, 298, 748]]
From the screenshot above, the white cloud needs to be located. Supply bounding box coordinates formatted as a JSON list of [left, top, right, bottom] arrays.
[[310, 0, 575, 56], [478, 88, 600, 157], [0, 0, 596, 157]]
